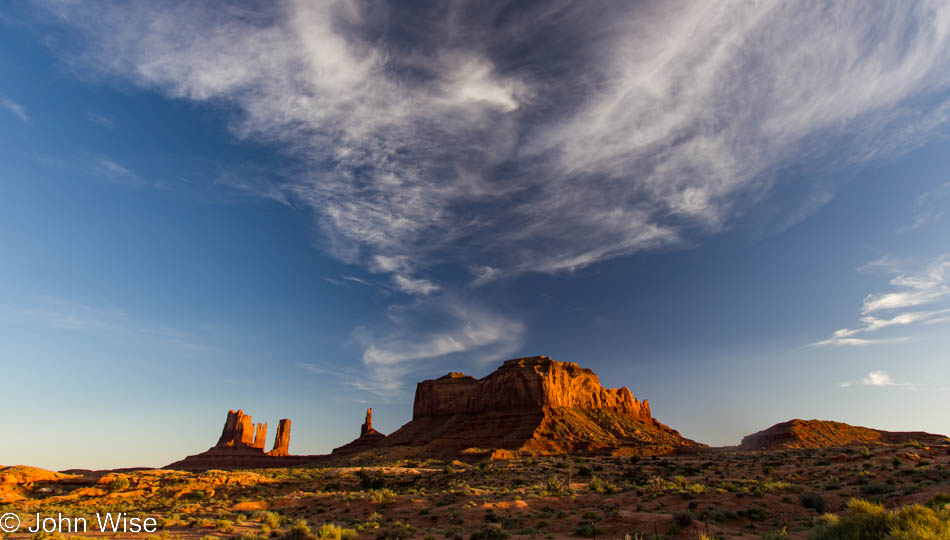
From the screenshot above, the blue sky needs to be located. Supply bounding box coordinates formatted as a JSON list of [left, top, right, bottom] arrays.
[[2, 2, 949, 470]]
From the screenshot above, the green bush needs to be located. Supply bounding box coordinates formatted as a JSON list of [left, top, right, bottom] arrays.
[[927, 493, 950, 510], [313, 523, 358, 540], [801, 492, 826, 513], [280, 519, 313, 540], [572, 523, 604, 538], [372, 488, 396, 505], [808, 498, 950, 539], [470, 523, 511, 540]]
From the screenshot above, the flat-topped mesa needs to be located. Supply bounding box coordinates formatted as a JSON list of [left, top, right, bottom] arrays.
[[382, 355, 698, 457], [268, 419, 291, 456], [412, 356, 651, 421]]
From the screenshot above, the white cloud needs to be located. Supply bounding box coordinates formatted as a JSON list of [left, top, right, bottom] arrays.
[[863, 370, 895, 387], [37, 1, 950, 392], [392, 275, 440, 296], [41, 0, 950, 282], [1, 97, 30, 124], [813, 255, 950, 347], [350, 296, 524, 394], [840, 370, 913, 389]]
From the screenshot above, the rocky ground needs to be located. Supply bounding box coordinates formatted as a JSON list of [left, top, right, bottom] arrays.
[[3, 439, 950, 539]]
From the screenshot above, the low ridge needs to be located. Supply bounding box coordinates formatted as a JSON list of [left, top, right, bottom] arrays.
[[740, 419, 947, 450]]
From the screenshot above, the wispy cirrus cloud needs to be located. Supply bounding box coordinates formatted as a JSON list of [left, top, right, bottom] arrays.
[[813, 255, 950, 347], [86, 111, 116, 130], [0, 295, 215, 353], [37, 0, 950, 392], [899, 182, 950, 233], [1, 96, 30, 124]]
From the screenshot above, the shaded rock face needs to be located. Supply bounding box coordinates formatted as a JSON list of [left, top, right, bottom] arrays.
[[333, 408, 387, 454], [383, 356, 700, 457], [740, 419, 947, 451]]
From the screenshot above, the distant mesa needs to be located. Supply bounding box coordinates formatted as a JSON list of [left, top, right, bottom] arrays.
[[739, 419, 947, 451], [346, 356, 703, 458], [165, 410, 316, 470]]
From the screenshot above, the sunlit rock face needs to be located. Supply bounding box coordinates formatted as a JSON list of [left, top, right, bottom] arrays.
[[384, 356, 701, 457]]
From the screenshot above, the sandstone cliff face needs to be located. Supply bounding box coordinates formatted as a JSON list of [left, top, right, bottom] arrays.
[[384, 356, 699, 457], [740, 419, 947, 450], [413, 357, 651, 420]]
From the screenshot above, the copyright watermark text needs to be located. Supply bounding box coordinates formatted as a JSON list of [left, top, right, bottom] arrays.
[[0, 512, 158, 534]]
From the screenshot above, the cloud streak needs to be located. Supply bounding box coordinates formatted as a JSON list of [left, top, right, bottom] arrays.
[[1, 97, 30, 124], [38, 0, 950, 391], [813, 255, 950, 347]]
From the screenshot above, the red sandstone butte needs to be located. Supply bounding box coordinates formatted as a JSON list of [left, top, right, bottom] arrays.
[[165, 410, 317, 470], [372, 356, 702, 457]]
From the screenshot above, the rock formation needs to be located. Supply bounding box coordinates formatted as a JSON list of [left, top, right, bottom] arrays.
[[740, 419, 948, 451], [166, 410, 317, 470], [362, 408, 373, 436], [252, 422, 267, 450], [332, 408, 387, 454], [268, 419, 291, 456], [371, 356, 700, 457]]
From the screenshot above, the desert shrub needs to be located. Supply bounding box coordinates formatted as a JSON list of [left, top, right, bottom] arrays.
[[254, 511, 281, 530], [739, 506, 769, 522], [808, 498, 950, 539], [381, 521, 414, 540], [903, 440, 924, 449], [280, 519, 313, 540], [372, 488, 396, 505], [671, 510, 693, 528], [313, 523, 358, 540], [859, 482, 892, 497], [800, 492, 826, 513], [542, 476, 570, 497], [927, 493, 950, 510], [470, 523, 510, 540], [358, 469, 385, 490], [109, 477, 131, 491], [230, 533, 266, 540], [572, 523, 604, 538], [761, 528, 789, 539], [215, 519, 234, 532], [706, 507, 738, 523], [588, 475, 604, 492]]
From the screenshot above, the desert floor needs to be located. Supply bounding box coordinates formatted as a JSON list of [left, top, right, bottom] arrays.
[[2, 441, 949, 539]]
